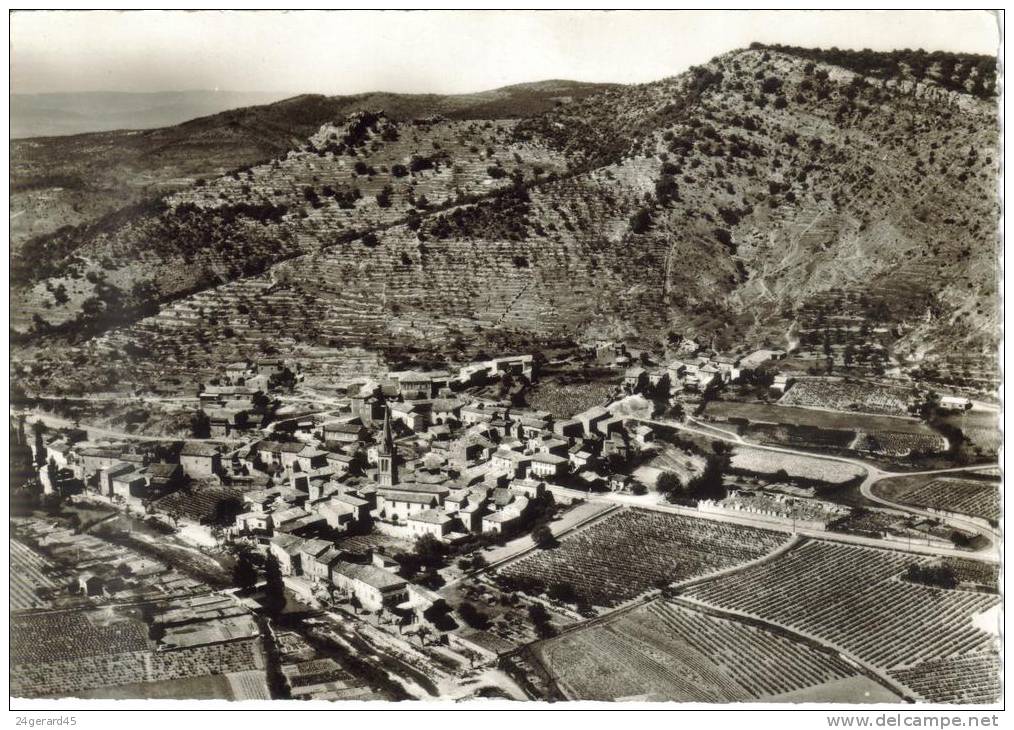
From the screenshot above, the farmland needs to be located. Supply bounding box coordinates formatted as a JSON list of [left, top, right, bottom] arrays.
[[779, 379, 912, 416], [704, 400, 944, 457], [11, 538, 59, 611], [730, 447, 866, 485], [498, 508, 788, 607], [873, 475, 1000, 523], [530, 599, 872, 702], [11, 604, 268, 698], [683, 540, 1000, 703], [523, 366, 621, 418]]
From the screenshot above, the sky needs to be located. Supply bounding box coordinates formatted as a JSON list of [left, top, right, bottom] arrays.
[[10, 10, 1001, 96]]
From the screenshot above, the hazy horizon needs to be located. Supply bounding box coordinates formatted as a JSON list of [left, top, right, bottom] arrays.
[[11, 10, 999, 96]]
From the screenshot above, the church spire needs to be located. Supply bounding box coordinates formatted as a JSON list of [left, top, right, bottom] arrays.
[[377, 405, 397, 487], [379, 405, 394, 455]]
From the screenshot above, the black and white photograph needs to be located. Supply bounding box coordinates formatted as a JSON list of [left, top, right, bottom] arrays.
[[8, 8, 1003, 713]]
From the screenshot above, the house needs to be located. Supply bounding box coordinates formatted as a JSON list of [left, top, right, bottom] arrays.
[[325, 452, 356, 475], [299, 539, 336, 583], [179, 442, 222, 479], [329, 561, 409, 612], [323, 422, 367, 448], [234, 511, 272, 533], [79, 447, 124, 479], [101, 462, 137, 497], [553, 419, 583, 439], [254, 440, 306, 474], [481, 494, 530, 534], [624, 367, 648, 393], [110, 467, 147, 505], [632, 424, 655, 447], [739, 349, 786, 371], [431, 398, 465, 424], [269, 533, 305, 575], [393, 371, 433, 400], [529, 452, 567, 479], [771, 373, 794, 393], [490, 448, 532, 478], [940, 396, 973, 412], [569, 444, 595, 470], [376, 486, 444, 522], [145, 462, 183, 496], [390, 401, 427, 431], [460, 403, 495, 426], [574, 406, 610, 437], [450, 428, 497, 469], [408, 508, 454, 540]]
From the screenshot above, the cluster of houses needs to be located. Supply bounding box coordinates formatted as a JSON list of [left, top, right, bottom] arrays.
[[598, 341, 792, 398]]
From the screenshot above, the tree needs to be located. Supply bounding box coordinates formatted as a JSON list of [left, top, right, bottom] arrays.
[[190, 410, 211, 439], [458, 602, 490, 630], [629, 208, 652, 234], [414, 533, 448, 572], [532, 524, 557, 549], [33, 422, 46, 467], [233, 552, 259, 591], [262, 553, 286, 616], [656, 471, 682, 495]]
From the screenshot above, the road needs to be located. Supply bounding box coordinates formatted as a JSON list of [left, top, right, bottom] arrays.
[[18, 409, 247, 444]]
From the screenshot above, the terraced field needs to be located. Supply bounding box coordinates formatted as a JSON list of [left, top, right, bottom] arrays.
[[779, 379, 912, 416], [682, 540, 1000, 703], [532, 599, 868, 702], [498, 507, 788, 607]]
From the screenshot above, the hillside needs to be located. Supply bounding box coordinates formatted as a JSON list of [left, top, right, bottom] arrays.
[[11, 47, 999, 397], [9, 80, 616, 248]]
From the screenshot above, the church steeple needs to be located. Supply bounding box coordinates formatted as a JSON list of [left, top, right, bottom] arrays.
[[377, 405, 397, 487]]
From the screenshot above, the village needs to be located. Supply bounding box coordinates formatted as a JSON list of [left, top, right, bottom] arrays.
[[11, 334, 1000, 702]]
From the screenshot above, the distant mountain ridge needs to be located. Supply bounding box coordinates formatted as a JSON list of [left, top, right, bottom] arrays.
[[11, 90, 297, 138]]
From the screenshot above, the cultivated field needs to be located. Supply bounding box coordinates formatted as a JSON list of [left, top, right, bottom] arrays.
[[730, 447, 866, 484], [498, 508, 788, 607], [683, 540, 1000, 703], [873, 475, 1000, 523], [11, 538, 58, 611], [779, 379, 911, 416], [532, 599, 871, 702]]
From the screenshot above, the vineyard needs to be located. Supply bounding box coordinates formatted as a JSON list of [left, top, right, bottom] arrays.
[[498, 508, 788, 607], [873, 476, 1000, 523], [779, 379, 911, 416], [683, 540, 1000, 703], [532, 599, 862, 701]]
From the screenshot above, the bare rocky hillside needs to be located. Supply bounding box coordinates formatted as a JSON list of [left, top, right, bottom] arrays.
[[11, 46, 998, 395]]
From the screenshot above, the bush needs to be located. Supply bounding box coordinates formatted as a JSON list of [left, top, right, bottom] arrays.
[[629, 208, 652, 234]]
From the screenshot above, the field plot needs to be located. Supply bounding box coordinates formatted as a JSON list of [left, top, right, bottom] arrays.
[[889, 653, 1000, 705], [706, 401, 928, 433], [525, 372, 619, 419], [683, 540, 1000, 703], [779, 379, 911, 416], [11, 610, 152, 665], [730, 447, 865, 484], [532, 599, 866, 702], [73, 674, 234, 700], [938, 410, 1001, 456], [498, 508, 788, 607], [154, 485, 243, 524], [11, 539, 58, 611], [873, 475, 1000, 523], [641, 444, 707, 484]]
